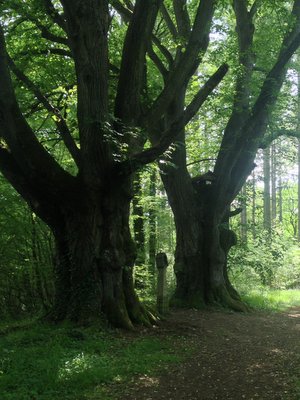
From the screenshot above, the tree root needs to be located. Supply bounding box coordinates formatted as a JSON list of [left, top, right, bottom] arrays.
[[209, 285, 249, 312]]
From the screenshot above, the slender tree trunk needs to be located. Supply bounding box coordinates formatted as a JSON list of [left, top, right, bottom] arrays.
[[132, 174, 146, 267], [298, 138, 300, 241], [148, 169, 157, 285], [297, 69, 300, 240], [271, 143, 277, 223], [251, 170, 257, 238], [240, 185, 247, 243], [263, 147, 271, 231], [132, 174, 146, 289]]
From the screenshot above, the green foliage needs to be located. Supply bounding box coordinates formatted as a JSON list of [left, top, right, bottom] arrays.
[[0, 177, 54, 318], [228, 227, 296, 289], [0, 322, 191, 400], [240, 289, 300, 311]]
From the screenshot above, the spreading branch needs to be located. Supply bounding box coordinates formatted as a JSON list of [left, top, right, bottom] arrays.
[[160, 4, 178, 39], [148, 43, 168, 79], [142, 0, 216, 127], [43, 0, 67, 31], [8, 56, 81, 167], [115, 0, 163, 122], [0, 26, 74, 188], [260, 129, 300, 148], [31, 19, 69, 46], [173, 0, 191, 39], [121, 63, 228, 172], [249, 0, 263, 19]]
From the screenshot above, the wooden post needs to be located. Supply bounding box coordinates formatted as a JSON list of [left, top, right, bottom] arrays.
[[156, 252, 169, 314]]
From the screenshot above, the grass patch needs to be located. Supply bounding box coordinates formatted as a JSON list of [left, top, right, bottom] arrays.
[[241, 289, 300, 311], [0, 321, 192, 400]]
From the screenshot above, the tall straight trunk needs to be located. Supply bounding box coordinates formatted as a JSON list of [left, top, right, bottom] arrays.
[[278, 174, 283, 223], [298, 138, 300, 241], [251, 171, 257, 238], [240, 185, 247, 243], [277, 140, 283, 223], [297, 69, 300, 240], [132, 174, 146, 289], [271, 143, 277, 223], [263, 147, 271, 231], [132, 174, 146, 267], [148, 169, 157, 286]]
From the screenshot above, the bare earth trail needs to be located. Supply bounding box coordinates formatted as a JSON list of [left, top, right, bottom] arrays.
[[116, 307, 300, 400]]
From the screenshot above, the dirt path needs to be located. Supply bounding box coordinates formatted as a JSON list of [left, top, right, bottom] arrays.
[[117, 308, 300, 400]]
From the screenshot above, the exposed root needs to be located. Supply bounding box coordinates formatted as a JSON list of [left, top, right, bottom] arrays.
[[209, 285, 249, 312]]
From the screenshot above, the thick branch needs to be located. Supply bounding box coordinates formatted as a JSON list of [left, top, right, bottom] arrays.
[[232, 0, 255, 115], [43, 0, 67, 31], [228, 207, 243, 217], [18, 48, 72, 58], [249, 0, 263, 19], [160, 4, 178, 39], [142, 0, 216, 127], [173, 0, 191, 39], [115, 0, 162, 122], [151, 35, 174, 67], [61, 0, 111, 182], [148, 43, 168, 79], [32, 20, 69, 46], [110, 0, 132, 21], [214, 0, 257, 177], [260, 129, 300, 148], [0, 147, 38, 208], [8, 56, 81, 166], [0, 26, 74, 189], [122, 63, 228, 171], [111, 0, 174, 69], [222, 1, 300, 205]]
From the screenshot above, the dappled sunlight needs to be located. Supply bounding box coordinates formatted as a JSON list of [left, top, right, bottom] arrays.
[[137, 374, 160, 387], [270, 348, 283, 355], [58, 352, 98, 381], [287, 311, 300, 319], [247, 362, 265, 372]]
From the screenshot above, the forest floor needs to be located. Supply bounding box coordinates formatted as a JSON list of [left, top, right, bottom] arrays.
[[110, 307, 300, 400]]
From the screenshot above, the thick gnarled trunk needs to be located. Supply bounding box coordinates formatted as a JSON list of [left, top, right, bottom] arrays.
[[48, 187, 153, 329], [169, 194, 246, 311]]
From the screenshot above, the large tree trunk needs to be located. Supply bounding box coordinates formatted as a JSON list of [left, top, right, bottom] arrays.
[[161, 161, 204, 307], [45, 182, 154, 329], [158, 88, 244, 311], [163, 163, 245, 310]]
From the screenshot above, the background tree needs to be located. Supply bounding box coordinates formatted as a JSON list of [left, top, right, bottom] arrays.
[[148, 0, 300, 309]]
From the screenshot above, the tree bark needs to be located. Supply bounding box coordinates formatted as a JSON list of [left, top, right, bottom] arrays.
[[48, 180, 154, 328]]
